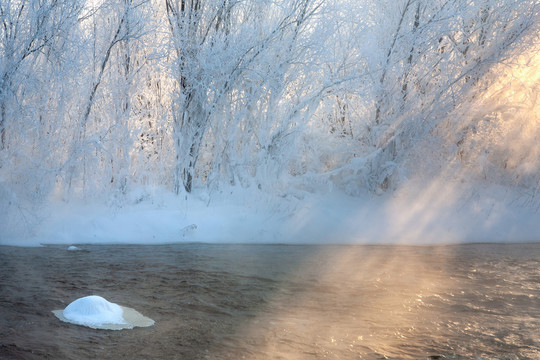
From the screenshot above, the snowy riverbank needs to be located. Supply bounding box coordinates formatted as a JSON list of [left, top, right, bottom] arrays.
[[1, 180, 538, 247]]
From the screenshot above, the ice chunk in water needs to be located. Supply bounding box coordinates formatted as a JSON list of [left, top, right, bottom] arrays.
[[53, 295, 155, 330], [63, 295, 126, 326]]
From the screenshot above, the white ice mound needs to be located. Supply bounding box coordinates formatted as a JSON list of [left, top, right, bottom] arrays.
[[53, 295, 154, 330], [63, 295, 126, 325]]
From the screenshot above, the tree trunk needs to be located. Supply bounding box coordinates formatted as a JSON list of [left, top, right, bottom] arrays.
[[0, 102, 5, 151], [374, 0, 412, 127], [0, 74, 9, 150]]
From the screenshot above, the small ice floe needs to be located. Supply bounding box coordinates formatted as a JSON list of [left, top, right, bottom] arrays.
[[67, 245, 81, 251], [52, 295, 154, 330]]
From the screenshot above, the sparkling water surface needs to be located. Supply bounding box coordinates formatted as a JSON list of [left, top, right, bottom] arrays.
[[0, 243, 538, 359]]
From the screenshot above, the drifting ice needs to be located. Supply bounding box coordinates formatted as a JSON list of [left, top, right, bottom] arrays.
[[52, 295, 154, 330]]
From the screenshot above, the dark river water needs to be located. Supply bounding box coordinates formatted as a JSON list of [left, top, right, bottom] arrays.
[[0, 243, 539, 359]]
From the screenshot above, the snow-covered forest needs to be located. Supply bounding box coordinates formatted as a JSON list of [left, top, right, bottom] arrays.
[[1, 0, 540, 245]]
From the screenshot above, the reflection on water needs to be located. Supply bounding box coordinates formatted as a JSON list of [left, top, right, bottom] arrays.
[[209, 243, 540, 359], [0, 243, 538, 359]]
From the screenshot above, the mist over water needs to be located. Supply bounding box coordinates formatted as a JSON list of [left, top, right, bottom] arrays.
[[1, 243, 538, 359]]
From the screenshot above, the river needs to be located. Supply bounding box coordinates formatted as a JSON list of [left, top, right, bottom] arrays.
[[0, 243, 538, 359]]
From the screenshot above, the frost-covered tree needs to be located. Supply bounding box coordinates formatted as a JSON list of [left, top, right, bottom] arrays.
[[63, 0, 158, 199], [0, 0, 84, 236], [0, 0, 82, 151], [1, 0, 539, 224], [164, 0, 326, 193], [345, 0, 540, 192]]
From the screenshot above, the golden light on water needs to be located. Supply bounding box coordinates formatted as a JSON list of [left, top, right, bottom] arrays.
[[218, 246, 457, 359]]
